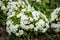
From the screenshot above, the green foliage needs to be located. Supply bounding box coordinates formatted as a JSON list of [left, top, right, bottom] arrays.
[[0, 8, 6, 26]]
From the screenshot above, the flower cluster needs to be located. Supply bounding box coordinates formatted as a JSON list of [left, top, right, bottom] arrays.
[[5, 0, 49, 36], [0, 0, 60, 37], [50, 7, 60, 32]]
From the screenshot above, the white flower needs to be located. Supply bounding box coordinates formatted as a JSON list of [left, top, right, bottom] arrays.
[[29, 24, 34, 29], [1, 5, 7, 10], [46, 23, 49, 28], [23, 25, 30, 30], [34, 19, 49, 32], [29, 17, 33, 22], [42, 23, 49, 33], [6, 27, 11, 35], [42, 28, 47, 33], [8, 9, 14, 13], [17, 12, 24, 18], [21, 14, 28, 21], [34, 27, 39, 31], [15, 33, 19, 36], [8, 2, 17, 6], [32, 11, 40, 20], [50, 7, 60, 22], [7, 11, 15, 19], [27, 5, 32, 12], [25, 0, 29, 4], [39, 19, 45, 26], [20, 15, 29, 25], [51, 22, 60, 32], [6, 20, 19, 34], [21, 1, 25, 8], [9, 24, 19, 33], [20, 14, 29, 25], [50, 12, 58, 22], [51, 23, 58, 28], [15, 30, 24, 36], [20, 21, 30, 30], [35, 19, 45, 27], [50, 7, 60, 32], [54, 28, 60, 32], [21, 9, 26, 12], [20, 20, 30, 25], [54, 7, 60, 12], [6, 20, 13, 26], [19, 30, 24, 35], [14, 7, 18, 10]]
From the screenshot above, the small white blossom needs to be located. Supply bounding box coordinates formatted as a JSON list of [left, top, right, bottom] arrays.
[[17, 12, 24, 18], [1, 5, 7, 10], [51, 22, 60, 32], [21, 9, 26, 12], [19, 30, 24, 35], [15, 33, 19, 36], [6, 20, 13, 26], [29, 17, 33, 22], [29, 24, 34, 29], [7, 11, 15, 19], [51, 23, 58, 28], [6, 27, 11, 35], [32, 11, 40, 20], [50, 7, 60, 22], [9, 24, 19, 33]]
